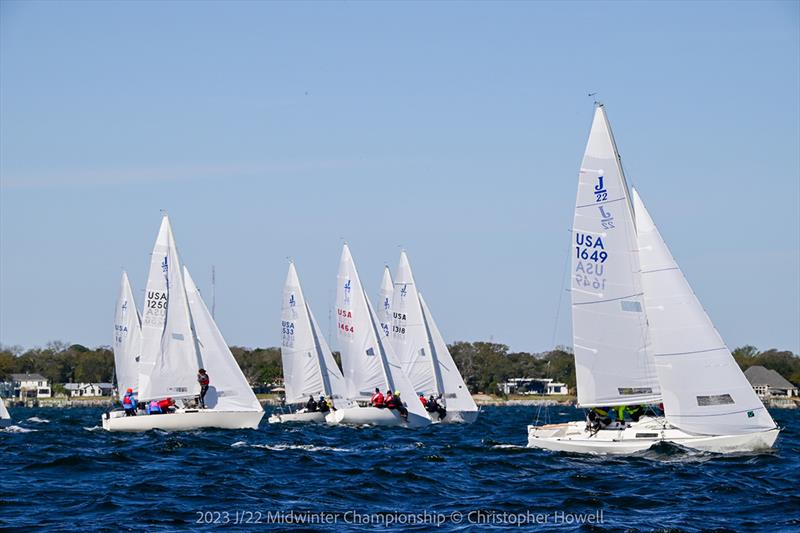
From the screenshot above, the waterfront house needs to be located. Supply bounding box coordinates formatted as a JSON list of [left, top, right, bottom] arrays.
[[499, 378, 569, 396], [9, 373, 52, 399], [744, 366, 798, 398], [63, 382, 115, 398]]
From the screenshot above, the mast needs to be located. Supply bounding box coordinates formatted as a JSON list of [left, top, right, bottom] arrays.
[[365, 291, 395, 392], [419, 295, 445, 396], [307, 301, 333, 397]]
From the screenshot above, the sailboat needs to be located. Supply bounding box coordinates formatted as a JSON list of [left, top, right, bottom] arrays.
[[390, 251, 478, 423], [112, 271, 142, 401], [0, 397, 12, 428], [527, 105, 779, 454], [269, 262, 351, 423], [325, 244, 431, 427], [102, 215, 264, 431]]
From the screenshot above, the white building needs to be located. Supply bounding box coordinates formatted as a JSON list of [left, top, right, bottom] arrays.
[[9, 373, 52, 399], [499, 377, 569, 396], [63, 382, 115, 398]]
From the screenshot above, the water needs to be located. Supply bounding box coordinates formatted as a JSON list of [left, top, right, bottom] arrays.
[[1, 406, 798, 532]]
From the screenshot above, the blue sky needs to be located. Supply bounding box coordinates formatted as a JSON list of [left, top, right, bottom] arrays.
[[1, 1, 798, 354]]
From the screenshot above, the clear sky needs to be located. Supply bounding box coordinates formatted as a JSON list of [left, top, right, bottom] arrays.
[[1, 1, 798, 355]]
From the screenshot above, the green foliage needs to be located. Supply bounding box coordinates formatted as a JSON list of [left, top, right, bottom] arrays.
[[0, 341, 797, 391]]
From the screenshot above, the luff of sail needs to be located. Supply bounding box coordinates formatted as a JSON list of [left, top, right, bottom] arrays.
[[281, 262, 348, 407], [633, 189, 776, 435], [184, 266, 262, 412], [113, 271, 142, 400], [571, 105, 661, 407]]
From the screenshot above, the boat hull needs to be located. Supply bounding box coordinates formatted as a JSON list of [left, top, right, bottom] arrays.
[[268, 411, 327, 424], [326, 406, 430, 428], [527, 417, 780, 455], [102, 408, 264, 432]]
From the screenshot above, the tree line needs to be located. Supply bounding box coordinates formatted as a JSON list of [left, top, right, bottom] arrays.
[[0, 341, 798, 394]]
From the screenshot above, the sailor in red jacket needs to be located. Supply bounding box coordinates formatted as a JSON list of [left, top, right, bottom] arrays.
[[370, 387, 385, 408]]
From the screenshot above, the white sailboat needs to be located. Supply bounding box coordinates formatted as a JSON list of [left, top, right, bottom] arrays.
[[269, 262, 351, 423], [527, 105, 779, 454], [326, 244, 431, 427], [0, 397, 12, 428], [390, 251, 478, 423], [112, 271, 142, 400], [103, 215, 264, 431]]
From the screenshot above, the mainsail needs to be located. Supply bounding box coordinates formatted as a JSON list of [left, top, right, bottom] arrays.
[[280, 262, 349, 407], [377, 266, 394, 338], [138, 216, 202, 401], [113, 271, 142, 400], [571, 105, 661, 407], [335, 244, 429, 421], [633, 189, 776, 435], [184, 267, 262, 412], [390, 251, 439, 395]]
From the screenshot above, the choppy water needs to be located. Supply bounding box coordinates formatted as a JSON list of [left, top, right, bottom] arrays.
[[1, 406, 798, 532]]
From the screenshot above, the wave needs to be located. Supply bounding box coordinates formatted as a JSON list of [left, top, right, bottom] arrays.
[[232, 442, 354, 453], [26, 417, 50, 424], [2, 424, 36, 433]]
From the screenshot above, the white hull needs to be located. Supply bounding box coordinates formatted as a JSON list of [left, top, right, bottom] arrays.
[[268, 410, 328, 424], [430, 409, 479, 424], [326, 406, 430, 428], [102, 408, 264, 432], [527, 416, 780, 455]]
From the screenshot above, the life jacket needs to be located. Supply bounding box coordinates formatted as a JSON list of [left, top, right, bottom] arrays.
[[419, 396, 428, 407], [123, 394, 136, 409], [149, 400, 161, 413], [592, 407, 608, 417], [385, 395, 400, 409], [198, 373, 210, 386], [371, 392, 384, 406], [157, 399, 171, 411]]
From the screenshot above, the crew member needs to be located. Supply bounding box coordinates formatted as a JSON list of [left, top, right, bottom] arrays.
[[157, 397, 175, 413], [385, 390, 408, 421], [370, 388, 385, 408], [148, 399, 162, 414], [317, 395, 330, 413], [419, 394, 428, 408], [122, 388, 137, 416], [426, 395, 447, 421], [306, 395, 318, 412], [197, 368, 210, 409]]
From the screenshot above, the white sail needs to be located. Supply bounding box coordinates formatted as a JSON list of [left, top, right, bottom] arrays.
[[113, 271, 142, 400], [391, 251, 438, 395], [418, 293, 478, 414], [184, 267, 262, 412], [281, 262, 348, 407], [139, 216, 202, 401], [377, 266, 394, 338], [0, 397, 9, 420], [633, 189, 776, 435], [571, 105, 661, 407], [335, 244, 430, 421]]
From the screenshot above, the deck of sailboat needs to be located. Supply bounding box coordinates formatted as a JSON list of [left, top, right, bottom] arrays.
[[102, 408, 264, 432]]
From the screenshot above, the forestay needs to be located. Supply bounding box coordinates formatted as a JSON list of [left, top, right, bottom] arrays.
[[113, 271, 142, 400], [184, 267, 261, 412], [633, 189, 775, 435], [571, 105, 661, 407], [281, 262, 348, 407]]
